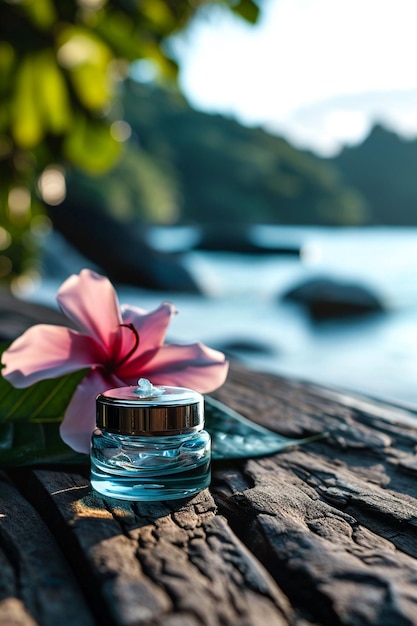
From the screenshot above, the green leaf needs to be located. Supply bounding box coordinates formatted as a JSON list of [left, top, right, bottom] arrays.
[[205, 396, 325, 460], [0, 422, 87, 467], [0, 368, 88, 424], [230, 0, 260, 24], [0, 343, 89, 466], [0, 338, 322, 468], [63, 115, 121, 174], [37, 50, 72, 135], [0, 378, 70, 423], [57, 26, 113, 111], [22, 0, 56, 30], [11, 55, 44, 148]]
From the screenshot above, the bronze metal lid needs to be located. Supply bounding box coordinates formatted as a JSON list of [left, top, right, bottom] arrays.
[[96, 379, 204, 436]]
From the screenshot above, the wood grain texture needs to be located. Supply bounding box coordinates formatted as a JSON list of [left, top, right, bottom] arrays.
[[0, 471, 94, 626], [14, 468, 294, 626], [4, 363, 417, 625], [210, 366, 417, 625]]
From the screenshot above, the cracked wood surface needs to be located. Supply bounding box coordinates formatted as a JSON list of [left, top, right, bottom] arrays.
[[2, 364, 417, 625]]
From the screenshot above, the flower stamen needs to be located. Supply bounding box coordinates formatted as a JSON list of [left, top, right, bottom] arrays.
[[114, 323, 140, 369]]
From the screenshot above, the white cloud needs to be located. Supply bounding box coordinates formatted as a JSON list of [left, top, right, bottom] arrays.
[[172, 0, 417, 155]]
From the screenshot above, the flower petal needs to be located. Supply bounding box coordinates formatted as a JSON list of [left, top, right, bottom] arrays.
[[120, 302, 176, 355], [121, 342, 229, 393], [57, 269, 122, 354], [1, 324, 104, 387], [60, 368, 123, 454]]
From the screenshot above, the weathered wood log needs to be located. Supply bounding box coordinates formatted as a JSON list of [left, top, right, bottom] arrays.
[[10, 469, 293, 626], [211, 367, 417, 625], [3, 364, 417, 625], [0, 471, 93, 626]]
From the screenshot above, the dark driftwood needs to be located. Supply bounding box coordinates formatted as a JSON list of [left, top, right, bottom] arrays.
[[2, 364, 417, 625], [0, 471, 94, 626], [0, 289, 72, 341]]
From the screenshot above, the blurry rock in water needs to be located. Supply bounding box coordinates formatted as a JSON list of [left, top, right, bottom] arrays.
[[194, 224, 301, 255], [0, 289, 71, 340], [48, 203, 200, 293], [41, 231, 101, 280], [215, 338, 278, 359], [282, 276, 385, 320]]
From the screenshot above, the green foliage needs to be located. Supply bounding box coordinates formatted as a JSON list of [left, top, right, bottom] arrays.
[[0, 343, 88, 466], [124, 82, 368, 225], [230, 0, 260, 23], [0, 421, 86, 466], [65, 141, 180, 224], [0, 0, 262, 286], [205, 395, 325, 460], [331, 124, 417, 225], [0, 370, 87, 424], [0, 353, 321, 466], [63, 115, 121, 174]]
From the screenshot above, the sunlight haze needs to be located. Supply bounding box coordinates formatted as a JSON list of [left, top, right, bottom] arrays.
[[172, 0, 417, 155]]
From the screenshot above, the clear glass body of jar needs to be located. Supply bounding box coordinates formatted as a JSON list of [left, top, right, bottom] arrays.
[[91, 425, 211, 501]]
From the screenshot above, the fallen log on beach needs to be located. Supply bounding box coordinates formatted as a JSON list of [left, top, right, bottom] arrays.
[[2, 292, 417, 625], [2, 359, 417, 625]]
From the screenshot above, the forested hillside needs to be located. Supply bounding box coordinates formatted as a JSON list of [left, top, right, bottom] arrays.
[[63, 81, 368, 227], [330, 124, 417, 225], [62, 82, 417, 230]]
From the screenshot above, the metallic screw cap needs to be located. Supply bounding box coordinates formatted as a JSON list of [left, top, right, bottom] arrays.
[[96, 379, 204, 436]]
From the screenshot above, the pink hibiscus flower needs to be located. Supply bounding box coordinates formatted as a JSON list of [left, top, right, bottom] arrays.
[[1, 269, 228, 454]]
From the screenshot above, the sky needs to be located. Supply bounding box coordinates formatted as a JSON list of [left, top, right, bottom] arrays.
[[171, 0, 417, 156]]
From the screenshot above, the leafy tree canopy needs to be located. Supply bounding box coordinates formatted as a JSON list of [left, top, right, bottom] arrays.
[[0, 0, 260, 288]]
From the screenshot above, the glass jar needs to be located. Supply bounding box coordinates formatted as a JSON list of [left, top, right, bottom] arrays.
[[90, 379, 211, 501]]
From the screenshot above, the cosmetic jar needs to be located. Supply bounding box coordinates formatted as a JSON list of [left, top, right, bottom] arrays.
[[90, 379, 211, 501]]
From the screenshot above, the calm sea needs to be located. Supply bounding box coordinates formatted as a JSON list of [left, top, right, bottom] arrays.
[[36, 226, 417, 409]]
